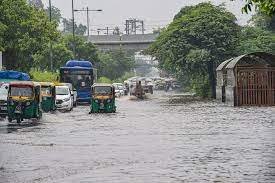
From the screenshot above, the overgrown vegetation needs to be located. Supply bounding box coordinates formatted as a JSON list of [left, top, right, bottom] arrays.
[[30, 69, 58, 82], [0, 0, 135, 83], [147, 2, 275, 98]]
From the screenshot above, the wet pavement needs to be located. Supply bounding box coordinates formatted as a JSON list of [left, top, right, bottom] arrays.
[[0, 92, 274, 183]]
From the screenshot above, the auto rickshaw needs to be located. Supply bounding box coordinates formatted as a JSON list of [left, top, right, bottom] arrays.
[[40, 82, 56, 112], [133, 81, 145, 99], [90, 83, 116, 113], [7, 81, 42, 123]]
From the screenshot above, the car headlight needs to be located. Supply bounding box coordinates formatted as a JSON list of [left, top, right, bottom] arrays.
[[94, 99, 99, 103], [10, 100, 14, 105], [106, 99, 111, 103], [63, 98, 70, 102], [26, 101, 31, 106]]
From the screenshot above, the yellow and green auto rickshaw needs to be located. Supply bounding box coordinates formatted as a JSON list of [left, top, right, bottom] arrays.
[[40, 82, 56, 112], [7, 81, 42, 123], [90, 83, 116, 113]]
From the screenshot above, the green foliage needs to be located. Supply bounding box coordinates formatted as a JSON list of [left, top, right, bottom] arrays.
[[148, 3, 240, 97], [63, 34, 99, 62], [30, 69, 58, 82], [97, 77, 112, 84], [242, 0, 275, 16], [236, 26, 275, 54], [33, 41, 73, 71], [112, 72, 135, 83], [0, 22, 7, 51], [251, 12, 275, 32], [0, 0, 59, 71], [46, 6, 62, 24], [98, 50, 135, 80], [62, 18, 87, 36]]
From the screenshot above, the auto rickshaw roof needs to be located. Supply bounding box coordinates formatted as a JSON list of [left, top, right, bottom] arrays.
[[9, 81, 35, 87], [39, 82, 55, 87], [93, 83, 114, 87]]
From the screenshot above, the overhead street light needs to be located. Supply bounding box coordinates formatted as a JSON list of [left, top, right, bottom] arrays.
[[74, 8, 103, 37], [49, 0, 53, 71]]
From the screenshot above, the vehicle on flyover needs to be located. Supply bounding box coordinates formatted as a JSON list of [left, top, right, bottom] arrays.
[[0, 70, 31, 117], [60, 60, 96, 104], [90, 83, 116, 113], [40, 82, 56, 112], [7, 81, 42, 123]]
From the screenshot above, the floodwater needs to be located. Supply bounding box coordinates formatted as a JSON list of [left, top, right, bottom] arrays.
[[0, 92, 274, 183]]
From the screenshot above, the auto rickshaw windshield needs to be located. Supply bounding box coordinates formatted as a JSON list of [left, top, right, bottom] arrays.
[[41, 86, 52, 95], [10, 86, 33, 97], [94, 86, 112, 95]]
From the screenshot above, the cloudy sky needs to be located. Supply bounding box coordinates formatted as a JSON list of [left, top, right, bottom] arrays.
[[42, 0, 253, 34]]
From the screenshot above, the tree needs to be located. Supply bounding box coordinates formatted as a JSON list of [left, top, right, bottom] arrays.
[[148, 3, 240, 98], [62, 34, 99, 62], [250, 12, 275, 32], [46, 6, 62, 24], [0, 0, 59, 71], [98, 50, 135, 80], [28, 0, 43, 9], [62, 18, 87, 36], [242, 0, 275, 16], [33, 42, 73, 71], [0, 22, 7, 51], [236, 27, 275, 54]]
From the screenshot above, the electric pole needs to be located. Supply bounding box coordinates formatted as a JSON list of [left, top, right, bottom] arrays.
[[49, 0, 53, 71], [74, 8, 102, 37], [72, 0, 76, 59]]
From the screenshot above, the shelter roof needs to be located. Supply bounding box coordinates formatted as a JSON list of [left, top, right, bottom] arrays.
[[225, 52, 275, 69]]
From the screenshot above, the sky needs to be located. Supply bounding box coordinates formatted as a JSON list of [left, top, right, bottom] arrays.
[[42, 0, 253, 34]]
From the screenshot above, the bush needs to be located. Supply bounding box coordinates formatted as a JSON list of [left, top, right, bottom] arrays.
[[112, 72, 135, 83], [97, 76, 112, 84], [30, 69, 58, 82]]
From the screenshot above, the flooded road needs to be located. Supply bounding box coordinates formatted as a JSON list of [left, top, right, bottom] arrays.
[[0, 92, 274, 183]]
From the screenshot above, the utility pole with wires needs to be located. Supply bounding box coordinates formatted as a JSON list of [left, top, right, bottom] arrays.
[[72, 0, 76, 58], [49, 0, 53, 71], [74, 7, 102, 37]]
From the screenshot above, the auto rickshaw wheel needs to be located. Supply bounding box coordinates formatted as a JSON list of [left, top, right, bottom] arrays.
[[16, 118, 21, 124], [8, 118, 12, 123]]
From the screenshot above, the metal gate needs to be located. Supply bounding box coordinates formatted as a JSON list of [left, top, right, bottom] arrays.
[[235, 66, 275, 106]]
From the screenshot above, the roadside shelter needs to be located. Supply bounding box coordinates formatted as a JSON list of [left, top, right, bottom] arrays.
[[216, 52, 275, 106]]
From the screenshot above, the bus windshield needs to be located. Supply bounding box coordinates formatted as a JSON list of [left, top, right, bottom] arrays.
[[10, 86, 33, 97], [61, 70, 92, 90]]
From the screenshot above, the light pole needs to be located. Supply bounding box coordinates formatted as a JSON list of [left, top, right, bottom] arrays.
[[72, 0, 76, 59], [49, 0, 53, 71], [74, 8, 102, 37]]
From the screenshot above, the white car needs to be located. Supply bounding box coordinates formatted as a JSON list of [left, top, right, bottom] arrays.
[[61, 83, 77, 107], [55, 85, 73, 111], [113, 83, 124, 97]]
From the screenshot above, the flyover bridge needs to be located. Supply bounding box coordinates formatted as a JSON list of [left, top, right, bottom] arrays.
[[87, 33, 158, 51]]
